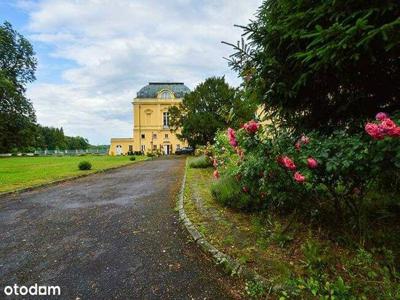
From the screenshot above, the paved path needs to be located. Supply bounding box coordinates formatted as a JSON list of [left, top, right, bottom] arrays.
[[0, 158, 239, 299]]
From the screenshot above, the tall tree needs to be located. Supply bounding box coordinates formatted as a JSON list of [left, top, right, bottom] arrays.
[[226, 0, 400, 132], [0, 22, 37, 152], [169, 76, 256, 147]]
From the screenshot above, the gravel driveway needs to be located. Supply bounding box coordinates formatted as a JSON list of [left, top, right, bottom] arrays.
[[0, 157, 238, 299]]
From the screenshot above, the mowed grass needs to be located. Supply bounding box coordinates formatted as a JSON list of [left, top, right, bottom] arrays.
[[0, 155, 146, 193]]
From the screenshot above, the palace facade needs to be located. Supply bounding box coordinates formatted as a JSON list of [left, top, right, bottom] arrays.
[[109, 82, 190, 155]]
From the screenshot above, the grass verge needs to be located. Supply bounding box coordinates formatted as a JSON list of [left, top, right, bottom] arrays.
[[0, 155, 146, 193]]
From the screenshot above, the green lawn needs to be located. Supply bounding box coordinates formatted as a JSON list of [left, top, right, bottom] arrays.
[[0, 155, 146, 193]]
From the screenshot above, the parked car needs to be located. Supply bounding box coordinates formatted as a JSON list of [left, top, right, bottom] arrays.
[[175, 147, 194, 155]]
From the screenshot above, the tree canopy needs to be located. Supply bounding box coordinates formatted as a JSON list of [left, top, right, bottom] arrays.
[[227, 0, 400, 132], [168, 76, 256, 147], [0, 22, 37, 152], [0, 22, 91, 152]]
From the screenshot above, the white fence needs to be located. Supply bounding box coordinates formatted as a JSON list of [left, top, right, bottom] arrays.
[[0, 148, 109, 157]]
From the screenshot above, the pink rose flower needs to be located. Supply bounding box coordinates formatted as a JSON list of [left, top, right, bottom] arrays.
[[379, 118, 396, 133], [307, 157, 318, 169], [227, 127, 234, 137], [365, 123, 384, 140], [213, 170, 220, 179], [295, 134, 310, 151], [279, 156, 296, 170], [376, 112, 388, 121], [294, 171, 305, 183], [388, 126, 400, 137], [227, 128, 238, 147], [242, 186, 249, 193], [300, 135, 310, 144], [213, 158, 218, 168], [243, 120, 260, 134]]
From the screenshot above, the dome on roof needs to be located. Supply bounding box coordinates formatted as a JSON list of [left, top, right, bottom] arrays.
[[137, 82, 190, 98]]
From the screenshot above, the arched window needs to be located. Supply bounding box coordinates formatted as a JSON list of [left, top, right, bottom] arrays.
[[159, 91, 172, 99]]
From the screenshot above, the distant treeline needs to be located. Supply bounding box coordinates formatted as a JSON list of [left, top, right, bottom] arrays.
[[2, 125, 91, 153], [35, 125, 90, 151]]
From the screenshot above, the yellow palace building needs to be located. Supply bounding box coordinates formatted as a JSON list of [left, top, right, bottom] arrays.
[[109, 82, 190, 156]]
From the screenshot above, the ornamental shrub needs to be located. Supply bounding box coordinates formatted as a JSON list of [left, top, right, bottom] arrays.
[[78, 160, 92, 170], [129, 156, 136, 161], [146, 152, 155, 158], [211, 112, 400, 232], [189, 155, 212, 169]]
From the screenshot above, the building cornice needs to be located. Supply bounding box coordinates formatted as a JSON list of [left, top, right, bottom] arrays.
[[132, 98, 183, 105]]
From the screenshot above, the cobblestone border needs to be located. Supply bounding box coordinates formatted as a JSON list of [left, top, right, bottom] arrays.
[[0, 158, 149, 198], [177, 159, 269, 287]]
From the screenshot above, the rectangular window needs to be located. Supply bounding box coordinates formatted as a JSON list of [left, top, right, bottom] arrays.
[[165, 134, 168, 139], [141, 134, 145, 139], [176, 144, 180, 149], [152, 133, 157, 139], [141, 145, 145, 153], [153, 145, 157, 150], [129, 145, 133, 152], [163, 112, 169, 128]]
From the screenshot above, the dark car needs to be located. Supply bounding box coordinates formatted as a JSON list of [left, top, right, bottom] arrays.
[[175, 147, 194, 155]]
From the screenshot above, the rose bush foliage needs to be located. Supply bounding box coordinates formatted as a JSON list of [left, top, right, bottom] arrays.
[[210, 112, 400, 227]]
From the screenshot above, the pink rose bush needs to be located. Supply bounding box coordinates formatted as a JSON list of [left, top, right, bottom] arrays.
[[211, 113, 400, 212], [276, 136, 318, 183], [365, 112, 400, 139]]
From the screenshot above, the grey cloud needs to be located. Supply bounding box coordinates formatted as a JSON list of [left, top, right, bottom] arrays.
[[21, 0, 262, 144]]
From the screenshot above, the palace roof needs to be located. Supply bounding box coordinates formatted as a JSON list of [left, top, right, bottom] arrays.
[[137, 82, 190, 98]]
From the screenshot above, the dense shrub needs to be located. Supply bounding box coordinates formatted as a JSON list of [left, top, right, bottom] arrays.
[[129, 156, 136, 161], [78, 161, 92, 170], [189, 155, 212, 168], [211, 112, 400, 232]]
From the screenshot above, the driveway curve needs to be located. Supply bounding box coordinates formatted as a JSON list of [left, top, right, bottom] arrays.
[[0, 157, 239, 299]]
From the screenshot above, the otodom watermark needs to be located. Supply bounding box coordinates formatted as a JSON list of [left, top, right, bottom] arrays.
[[3, 284, 61, 296]]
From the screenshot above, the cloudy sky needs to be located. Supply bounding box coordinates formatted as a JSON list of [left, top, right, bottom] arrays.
[[1, 0, 262, 144]]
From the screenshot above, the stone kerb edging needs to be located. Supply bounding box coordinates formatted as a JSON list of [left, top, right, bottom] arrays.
[[177, 159, 269, 287]]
